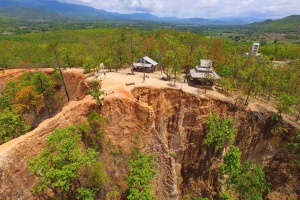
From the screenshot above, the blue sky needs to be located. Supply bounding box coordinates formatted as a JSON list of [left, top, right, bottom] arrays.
[[58, 0, 299, 19]]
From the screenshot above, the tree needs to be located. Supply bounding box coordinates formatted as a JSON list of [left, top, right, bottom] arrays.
[[220, 146, 241, 185], [27, 126, 99, 200], [204, 113, 237, 154], [0, 108, 29, 143], [244, 56, 264, 105], [161, 49, 176, 80], [208, 39, 224, 71], [276, 94, 297, 116], [59, 46, 76, 69], [78, 111, 105, 151], [288, 131, 300, 163], [13, 86, 44, 119], [179, 34, 199, 82], [88, 87, 105, 108], [0, 80, 18, 111], [220, 146, 270, 200], [18, 72, 53, 94], [111, 28, 128, 72], [50, 42, 70, 102], [234, 161, 270, 200], [79, 161, 110, 199], [171, 52, 181, 86], [126, 153, 156, 200], [83, 56, 95, 73]]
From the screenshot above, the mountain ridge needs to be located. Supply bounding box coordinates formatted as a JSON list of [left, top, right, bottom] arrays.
[[248, 15, 300, 29], [0, 6, 70, 21], [0, 0, 291, 25]]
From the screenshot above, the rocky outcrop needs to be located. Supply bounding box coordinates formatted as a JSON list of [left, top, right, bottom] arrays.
[[0, 86, 299, 199]]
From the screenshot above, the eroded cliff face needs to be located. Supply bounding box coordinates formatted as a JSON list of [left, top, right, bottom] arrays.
[[103, 87, 299, 199], [0, 86, 299, 200]]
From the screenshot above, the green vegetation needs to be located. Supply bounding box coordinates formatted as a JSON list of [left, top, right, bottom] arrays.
[[27, 125, 111, 200], [89, 87, 105, 108], [220, 146, 270, 200], [13, 85, 44, 118], [204, 113, 237, 152], [218, 191, 231, 200], [79, 111, 105, 151], [288, 131, 300, 164], [0, 21, 299, 118], [248, 15, 300, 30], [0, 108, 29, 143], [0, 17, 298, 199], [0, 6, 69, 22], [0, 71, 67, 143], [126, 153, 156, 200]]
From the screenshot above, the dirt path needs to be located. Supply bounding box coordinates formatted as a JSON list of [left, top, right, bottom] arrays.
[[87, 68, 230, 102]]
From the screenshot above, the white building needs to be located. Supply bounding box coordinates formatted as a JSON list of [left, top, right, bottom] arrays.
[[133, 56, 158, 72], [190, 59, 220, 86], [251, 43, 260, 55]]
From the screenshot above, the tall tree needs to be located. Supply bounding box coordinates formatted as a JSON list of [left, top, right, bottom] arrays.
[[220, 146, 270, 200], [126, 153, 156, 200], [13, 85, 44, 119], [50, 42, 70, 102], [28, 126, 99, 200], [204, 113, 237, 155]]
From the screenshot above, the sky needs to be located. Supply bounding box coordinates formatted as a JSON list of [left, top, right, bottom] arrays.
[[58, 0, 300, 19]]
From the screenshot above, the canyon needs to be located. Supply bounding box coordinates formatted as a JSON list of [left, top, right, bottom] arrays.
[[0, 69, 299, 199]]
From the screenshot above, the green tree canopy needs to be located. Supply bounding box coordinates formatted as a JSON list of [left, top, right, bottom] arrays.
[[18, 72, 53, 94], [28, 126, 99, 200], [276, 94, 297, 116], [204, 113, 237, 152], [126, 153, 156, 200], [0, 108, 29, 143], [220, 146, 270, 200]]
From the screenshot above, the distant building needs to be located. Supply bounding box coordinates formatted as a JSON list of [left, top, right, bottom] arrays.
[[19, 26, 27, 30], [1, 31, 14, 35], [245, 43, 261, 56], [133, 56, 158, 73], [251, 43, 260, 55], [190, 59, 220, 86]]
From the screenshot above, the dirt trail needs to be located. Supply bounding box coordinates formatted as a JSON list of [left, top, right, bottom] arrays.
[[88, 68, 229, 101]]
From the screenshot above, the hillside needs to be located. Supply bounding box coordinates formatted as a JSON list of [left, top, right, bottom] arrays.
[[248, 15, 300, 29], [0, 6, 69, 21]]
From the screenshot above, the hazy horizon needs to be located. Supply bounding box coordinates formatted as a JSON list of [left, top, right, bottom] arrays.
[[57, 0, 299, 19]]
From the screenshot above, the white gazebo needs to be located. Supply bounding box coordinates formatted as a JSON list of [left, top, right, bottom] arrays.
[[190, 59, 220, 86], [133, 56, 158, 72]]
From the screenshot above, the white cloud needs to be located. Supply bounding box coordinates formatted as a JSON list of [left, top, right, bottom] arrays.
[[57, 0, 300, 19]]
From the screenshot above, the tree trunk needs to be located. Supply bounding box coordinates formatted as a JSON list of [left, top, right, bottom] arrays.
[[54, 48, 70, 102], [244, 62, 261, 105]]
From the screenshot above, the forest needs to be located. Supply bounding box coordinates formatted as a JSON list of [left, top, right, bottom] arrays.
[[1, 25, 299, 120], [0, 22, 300, 199]]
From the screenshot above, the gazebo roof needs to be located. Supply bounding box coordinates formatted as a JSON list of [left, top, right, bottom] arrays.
[[143, 56, 158, 66], [190, 68, 220, 79], [133, 63, 153, 68]]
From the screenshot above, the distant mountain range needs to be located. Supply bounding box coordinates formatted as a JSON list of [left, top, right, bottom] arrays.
[[0, 0, 289, 26], [248, 15, 300, 29]]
